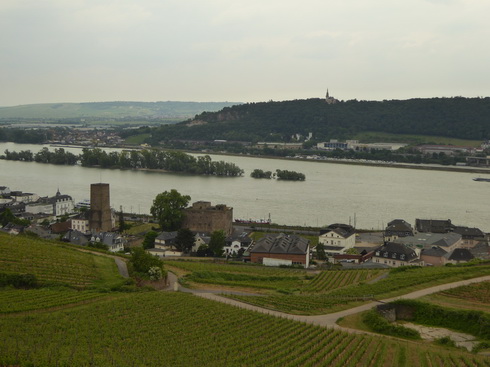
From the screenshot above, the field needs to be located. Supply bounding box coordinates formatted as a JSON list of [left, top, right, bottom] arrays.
[[1, 291, 489, 367]]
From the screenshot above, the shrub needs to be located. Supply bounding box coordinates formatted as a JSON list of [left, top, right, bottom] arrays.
[[0, 272, 39, 289], [362, 309, 421, 340]]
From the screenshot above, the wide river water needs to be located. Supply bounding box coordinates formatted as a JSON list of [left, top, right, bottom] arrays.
[[1, 142, 489, 231]]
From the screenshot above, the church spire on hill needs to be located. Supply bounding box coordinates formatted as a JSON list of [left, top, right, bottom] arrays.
[[325, 89, 338, 104]]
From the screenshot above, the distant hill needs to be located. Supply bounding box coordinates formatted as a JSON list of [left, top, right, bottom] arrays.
[[0, 101, 242, 120], [148, 97, 490, 143]]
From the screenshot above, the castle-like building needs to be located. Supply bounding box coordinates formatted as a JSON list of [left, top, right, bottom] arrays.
[[181, 201, 233, 235]]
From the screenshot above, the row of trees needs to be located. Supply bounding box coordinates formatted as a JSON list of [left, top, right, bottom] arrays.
[[1, 147, 244, 177], [81, 148, 244, 176], [3, 148, 78, 165]]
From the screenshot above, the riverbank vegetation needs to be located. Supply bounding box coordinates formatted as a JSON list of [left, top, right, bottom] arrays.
[[250, 168, 306, 180], [0, 147, 244, 176]]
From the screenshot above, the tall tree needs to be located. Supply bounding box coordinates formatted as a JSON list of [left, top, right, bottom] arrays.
[[208, 230, 226, 257], [150, 189, 191, 231], [142, 231, 158, 250], [174, 228, 195, 253]]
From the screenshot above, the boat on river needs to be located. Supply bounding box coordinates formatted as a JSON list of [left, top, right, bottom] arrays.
[[473, 177, 490, 182]]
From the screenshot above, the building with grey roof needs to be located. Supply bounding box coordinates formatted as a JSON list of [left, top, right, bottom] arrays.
[[393, 232, 462, 252], [250, 233, 310, 268], [371, 242, 421, 267]]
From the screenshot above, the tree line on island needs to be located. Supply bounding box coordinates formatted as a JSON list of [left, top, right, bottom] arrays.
[[1, 147, 244, 177], [250, 168, 306, 181]]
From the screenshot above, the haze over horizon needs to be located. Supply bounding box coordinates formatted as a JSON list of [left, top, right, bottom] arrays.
[[1, 1, 489, 107]]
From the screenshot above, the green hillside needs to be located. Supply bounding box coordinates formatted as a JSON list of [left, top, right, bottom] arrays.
[[147, 97, 490, 143], [0, 232, 124, 289], [0, 101, 241, 120]]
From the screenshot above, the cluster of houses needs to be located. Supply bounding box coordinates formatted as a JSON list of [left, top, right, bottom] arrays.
[[320, 219, 489, 268], [0, 184, 125, 253], [2, 183, 489, 268]]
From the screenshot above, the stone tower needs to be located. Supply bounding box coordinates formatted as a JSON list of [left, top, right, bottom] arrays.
[[89, 183, 112, 232]]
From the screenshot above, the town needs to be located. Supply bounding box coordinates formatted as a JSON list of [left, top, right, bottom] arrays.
[[1, 183, 488, 268]]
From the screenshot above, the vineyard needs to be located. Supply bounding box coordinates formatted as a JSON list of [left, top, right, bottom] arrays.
[[0, 288, 113, 313], [0, 232, 124, 289], [165, 261, 387, 293], [438, 280, 490, 304], [1, 291, 488, 366], [302, 269, 387, 293], [226, 265, 490, 314]]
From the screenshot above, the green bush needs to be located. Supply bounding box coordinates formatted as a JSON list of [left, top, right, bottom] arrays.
[[0, 273, 39, 289], [362, 309, 421, 340], [392, 299, 490, 339]]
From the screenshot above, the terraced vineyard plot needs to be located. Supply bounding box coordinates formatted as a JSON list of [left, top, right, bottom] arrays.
[[227, 265, 490, 314], [439, 280, 490, 304], [303, 269, 387, 293], [166, 260, 308, 290], [0, 233, 119, 288], [0, 291, 487, 366], [165, 260, 307, 276], [0, 288, 111, 313], [228, 293, 370, 315]]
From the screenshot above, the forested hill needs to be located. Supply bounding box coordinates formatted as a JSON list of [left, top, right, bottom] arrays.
[[0, 101, 241, 120], [149, 97, 490, 143]]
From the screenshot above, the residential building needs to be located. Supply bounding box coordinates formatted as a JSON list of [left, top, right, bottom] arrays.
[[224, 231, 253, 256], [71, 212, 90, 234], [452, 226, 486, 246], [250, 233, 310, 268], [90, 232, 125, 252], [415, 219, 454, 233], [319, 223, 356, 257], [448, 248, 475, 264], [420, 246, 449, 266], [155, 231, 178, 249], [50, 189, 74, 216], [384, 219, 414, 241], [393, 232, 463, 253], [371, 242, 422, 267]]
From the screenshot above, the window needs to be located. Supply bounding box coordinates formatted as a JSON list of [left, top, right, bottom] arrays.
[[400, 254, 405, 260], [392, 253, 397, 259], [383, 252, 388, 258]]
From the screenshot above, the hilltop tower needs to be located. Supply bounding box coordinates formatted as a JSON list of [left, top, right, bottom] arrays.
[[325, 89, 338, 104], [89, 183, 112, 232]]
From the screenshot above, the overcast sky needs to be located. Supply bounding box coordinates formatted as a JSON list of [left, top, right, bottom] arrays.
[[1, 0, 489, 106]]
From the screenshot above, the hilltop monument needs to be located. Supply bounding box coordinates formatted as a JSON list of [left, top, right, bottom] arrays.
[[89, 183, 112, 232], [325, 89, 339, 105]]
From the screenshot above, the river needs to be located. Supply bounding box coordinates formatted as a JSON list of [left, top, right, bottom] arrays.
[[0, 142, 489, 231]]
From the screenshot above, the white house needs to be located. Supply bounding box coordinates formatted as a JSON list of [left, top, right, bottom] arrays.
[[319, 224, 356, 257], [51, 190, 75, 216]]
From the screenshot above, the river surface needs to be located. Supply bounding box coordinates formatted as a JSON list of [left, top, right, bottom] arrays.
[[1, 142, 489, 231]]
